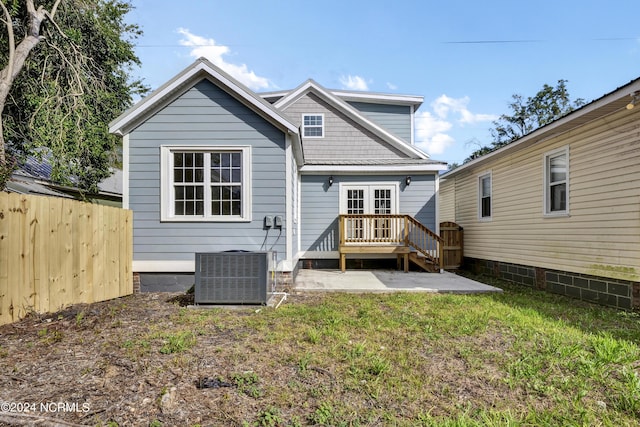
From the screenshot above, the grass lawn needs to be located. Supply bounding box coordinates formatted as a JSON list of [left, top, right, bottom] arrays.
[[2, 272, 640, 426], [168, 274, 640, 426]]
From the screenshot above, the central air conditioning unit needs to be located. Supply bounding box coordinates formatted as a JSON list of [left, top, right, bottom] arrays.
[[195, 251, 272, 305]]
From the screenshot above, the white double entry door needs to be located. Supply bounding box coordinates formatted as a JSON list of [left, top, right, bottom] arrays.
[[339, 183, 399, 242]]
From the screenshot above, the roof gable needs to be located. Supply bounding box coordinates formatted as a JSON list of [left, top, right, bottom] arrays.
[[260, 88, 423, 107], [273, 80, 429, 159], [109, 58, 298, 137]]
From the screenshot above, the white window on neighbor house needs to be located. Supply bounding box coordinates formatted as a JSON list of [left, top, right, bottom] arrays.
[[302, 114, 324, 138], [478, 172, 492, 220], [544, 146, 569, 216], [160, 146, 251, 222]]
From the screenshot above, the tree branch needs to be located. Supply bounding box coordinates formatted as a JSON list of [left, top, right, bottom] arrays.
[[0, 0, 16, 85], [50, 0, 64, 18]]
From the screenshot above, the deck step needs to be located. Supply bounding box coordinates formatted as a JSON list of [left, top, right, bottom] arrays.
[[408, 252, 439, 273]]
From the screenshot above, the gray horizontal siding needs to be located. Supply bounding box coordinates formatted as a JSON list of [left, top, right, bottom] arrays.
[[282, 93, 409, 161], [347, 102, 412, 143], [300, 174, 437, 253], [129, 79, 288, 267], [300, 175, 340, 252]]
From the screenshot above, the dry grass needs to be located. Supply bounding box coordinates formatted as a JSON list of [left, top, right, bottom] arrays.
[[0, 274, 639, 426]]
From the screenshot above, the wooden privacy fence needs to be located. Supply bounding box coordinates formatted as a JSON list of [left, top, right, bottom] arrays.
[[0, 192, 133, 325], [440, 221, 463, 269]]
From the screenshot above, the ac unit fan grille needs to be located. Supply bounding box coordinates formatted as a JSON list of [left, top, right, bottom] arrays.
[[195, 252, 269, 304]]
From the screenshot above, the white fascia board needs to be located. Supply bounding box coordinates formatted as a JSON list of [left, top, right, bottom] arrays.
[[331, 90, 424, 107], [300, 164, 448, 174], [275, 80, 429, 159], [110, 58, 298, 136], [110, 59, 208, 135], [259, 90, 291, 99], [266, 88, 423, 107], [272, 79, 316, 110]]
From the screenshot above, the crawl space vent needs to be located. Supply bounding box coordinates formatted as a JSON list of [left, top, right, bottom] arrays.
[[195, 252, 271, 305]]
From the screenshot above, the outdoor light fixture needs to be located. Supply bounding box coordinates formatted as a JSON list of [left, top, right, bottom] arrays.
[[626, 91, 640, 110], [405, 176, 411, 186], [328, 175, 334, 187]]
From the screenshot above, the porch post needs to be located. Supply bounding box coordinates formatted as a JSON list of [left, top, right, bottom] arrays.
[[403, 215, 409, 245]]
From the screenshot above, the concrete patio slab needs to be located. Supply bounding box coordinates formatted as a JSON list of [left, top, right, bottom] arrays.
[[294, 269, 502, 293]]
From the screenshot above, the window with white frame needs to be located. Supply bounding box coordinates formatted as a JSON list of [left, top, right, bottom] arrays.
[[161, 146, 251, 221], [544, 146, 569, 215], [478, 172, 492, 219], [302, 114, 324, 138]]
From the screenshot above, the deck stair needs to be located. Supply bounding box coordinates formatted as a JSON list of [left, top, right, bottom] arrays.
[[408, 252, 439, 273], [339, 214, 443, 272]]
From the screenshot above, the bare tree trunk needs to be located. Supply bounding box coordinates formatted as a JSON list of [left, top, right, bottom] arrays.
[[0, 0, 62, 165]]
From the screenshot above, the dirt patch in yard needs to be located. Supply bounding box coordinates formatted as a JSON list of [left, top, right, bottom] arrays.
[[0, 292, 335, 426], [0, 289, 629, 426]]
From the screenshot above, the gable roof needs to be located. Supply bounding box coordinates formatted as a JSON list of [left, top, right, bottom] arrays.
[[261, 88, 424, 108], [109, 57, 299, 136], [273, 79, 430, 160], [443, 75, 640, 178]]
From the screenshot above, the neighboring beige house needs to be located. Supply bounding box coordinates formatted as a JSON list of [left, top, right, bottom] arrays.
[[440, 76, 640, 310]]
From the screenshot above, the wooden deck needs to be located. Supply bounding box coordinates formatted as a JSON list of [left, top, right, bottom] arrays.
[[339, 244, 412, 272], [338, 214, 445, 273]]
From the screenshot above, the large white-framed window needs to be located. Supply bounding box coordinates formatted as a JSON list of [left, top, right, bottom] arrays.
[[544, 146, 569, 216], [160, 145, 251, 222], [302, 114, 324, 138], [478, 171, 492, 220]]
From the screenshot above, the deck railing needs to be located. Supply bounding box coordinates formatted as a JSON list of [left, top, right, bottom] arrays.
[[339, 214, 406, 245], [339, 214, 444, 271]]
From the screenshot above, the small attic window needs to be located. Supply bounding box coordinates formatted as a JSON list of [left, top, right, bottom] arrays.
[[302, 114, 324, 138]]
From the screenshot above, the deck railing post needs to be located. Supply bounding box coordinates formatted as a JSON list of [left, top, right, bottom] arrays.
[[403, 215, 409, 246]]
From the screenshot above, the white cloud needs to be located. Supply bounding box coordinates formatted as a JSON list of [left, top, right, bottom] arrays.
[[432, 95, 498, 124], [386, 82, 398, 90], [339, 75, 369, 91], [414, 111, 455, 155], [415, 96, 497, 156], [177, 28, 271, 91]]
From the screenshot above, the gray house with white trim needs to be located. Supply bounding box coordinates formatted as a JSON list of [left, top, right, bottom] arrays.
[[109, 58, 446, 285]]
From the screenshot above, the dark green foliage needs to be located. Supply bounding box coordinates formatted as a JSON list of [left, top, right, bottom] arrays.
[[464, 80, 585, 163], [0, 153, 16, 190], [1, 0, 147, 192]]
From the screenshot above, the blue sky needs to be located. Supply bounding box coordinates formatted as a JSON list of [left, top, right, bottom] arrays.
[[126, 0, 640, 165]]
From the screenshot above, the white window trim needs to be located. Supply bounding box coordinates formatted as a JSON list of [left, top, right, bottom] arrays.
[[478, 171, 492, 221], [302, 113, 324, 138], [160, 145, 252, 222], [338, 182, 400, 214], [543, 145, 569, 217]]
